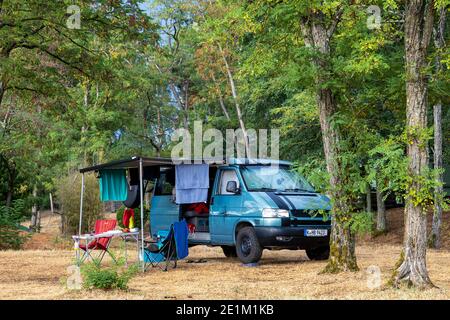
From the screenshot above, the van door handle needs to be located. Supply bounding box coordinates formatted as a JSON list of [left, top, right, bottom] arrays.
[[210, 197, 214, 205]]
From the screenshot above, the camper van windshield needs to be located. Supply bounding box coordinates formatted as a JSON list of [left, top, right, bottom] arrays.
[[240, 165, 315, 192]]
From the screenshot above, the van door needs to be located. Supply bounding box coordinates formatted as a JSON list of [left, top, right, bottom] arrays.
[[210, 168, 243, 245], [149, 169, 179, 238]]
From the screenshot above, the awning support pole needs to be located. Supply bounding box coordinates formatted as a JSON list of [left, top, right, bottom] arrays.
[[79, 173, 85, 236], [139, 158, 145, 272]]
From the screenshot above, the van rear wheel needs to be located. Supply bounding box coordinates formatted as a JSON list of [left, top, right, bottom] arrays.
[[306, 246, 330, 261], [221, 246, 237, 258], [236, 227, 263, 264]]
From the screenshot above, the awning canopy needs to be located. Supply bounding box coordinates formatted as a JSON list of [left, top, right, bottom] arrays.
[[79, 156, 230, 173], [79, 156, 291, 173]]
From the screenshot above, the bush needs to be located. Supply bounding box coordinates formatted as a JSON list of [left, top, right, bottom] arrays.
[[115, 205, 149, 230], [56, 173, 102, 236], [81, 262, 138, 290], [0, 199, 30, 250]]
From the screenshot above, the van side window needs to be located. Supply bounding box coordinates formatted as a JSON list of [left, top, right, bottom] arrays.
[[218, 170, 239, 195]]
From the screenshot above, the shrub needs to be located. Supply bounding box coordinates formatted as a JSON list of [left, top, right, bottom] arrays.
[[115, 205, 149, 229], [81, 262, 138, 290], [56, 173, 102, 236], [0, 199, 30, 250]]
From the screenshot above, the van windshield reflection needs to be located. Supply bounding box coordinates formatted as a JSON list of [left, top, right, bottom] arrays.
[[240, 165, 315, 193]]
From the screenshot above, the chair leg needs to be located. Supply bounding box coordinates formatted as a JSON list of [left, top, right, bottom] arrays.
[[105, 250, 117, 264], [81, 249, 95, 264]]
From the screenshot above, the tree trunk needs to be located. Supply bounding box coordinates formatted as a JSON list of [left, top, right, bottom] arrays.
[[430, 102, 443, 248], [0, 80, 5, 107], [30, 185, 40, 232], [5, 176, 13, 207], [211, 73, 231, 120], [393, 0, 435, 289], [366, 183, 372, 214], [218, 43, 250, 156], [183, 80, 189, 130], [429, 7, 446, 249], [318, 85, 358, 273], [376, 188, 386, 232], [49, 193, 54, 214], [2, 157, 16, 208], [301, 11, 358, 273]]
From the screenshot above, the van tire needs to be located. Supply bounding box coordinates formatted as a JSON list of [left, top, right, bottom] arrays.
[[236, 227, 263, 264], [306, 246, 330, 261], [221, 246, 237, 258]]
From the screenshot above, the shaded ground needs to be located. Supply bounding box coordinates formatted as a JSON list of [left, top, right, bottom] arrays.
[[0, 209, 448, 300]]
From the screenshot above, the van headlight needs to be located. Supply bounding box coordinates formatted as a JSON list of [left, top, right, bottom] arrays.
[[262, 208, 289, 218]]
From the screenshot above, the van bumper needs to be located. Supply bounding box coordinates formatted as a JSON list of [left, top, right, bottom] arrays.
[[254, 226, 331, 249]]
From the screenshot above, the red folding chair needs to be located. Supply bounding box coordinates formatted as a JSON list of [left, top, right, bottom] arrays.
[[79, 219, 117, 265]]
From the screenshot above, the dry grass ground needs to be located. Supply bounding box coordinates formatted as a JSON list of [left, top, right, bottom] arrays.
[[0, 209, 448, 300]]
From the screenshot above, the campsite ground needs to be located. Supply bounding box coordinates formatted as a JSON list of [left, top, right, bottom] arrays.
[[0, 208, 449, 300]]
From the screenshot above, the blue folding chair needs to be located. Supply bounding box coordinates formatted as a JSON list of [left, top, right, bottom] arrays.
[[144, 219, 189, 271]]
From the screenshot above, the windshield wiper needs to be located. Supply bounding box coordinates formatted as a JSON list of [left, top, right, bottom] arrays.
[[254, 187, 278, 192], [283, 188, 314, 193]]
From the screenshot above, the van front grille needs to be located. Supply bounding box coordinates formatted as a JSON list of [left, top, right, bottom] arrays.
[[281, 218, 331, 227], [290, 209, 330, 218]]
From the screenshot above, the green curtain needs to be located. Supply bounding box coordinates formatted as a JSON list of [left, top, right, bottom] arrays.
[[99, 169, 128, 202]]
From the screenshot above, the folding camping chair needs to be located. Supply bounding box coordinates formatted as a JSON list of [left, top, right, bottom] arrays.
[[144, 219, 189, 271], [79, 219, 117, 265]]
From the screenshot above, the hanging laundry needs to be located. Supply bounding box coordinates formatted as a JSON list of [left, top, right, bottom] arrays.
[[175, 164, 209, 204], [99, 169, 128, 202]]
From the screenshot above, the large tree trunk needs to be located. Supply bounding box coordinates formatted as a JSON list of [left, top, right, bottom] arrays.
[[318, 85, 358, 273], [393, 0, 435, 289], [375, 188, 386, 232], [301, 10, 358, 273], [430, 7, 446, 249]]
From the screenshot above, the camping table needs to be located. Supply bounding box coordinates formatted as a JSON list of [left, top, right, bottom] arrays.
[[72, 231, 140, 266]]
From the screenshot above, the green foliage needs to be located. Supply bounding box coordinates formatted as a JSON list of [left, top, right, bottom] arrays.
[[0, 200, 30, 250], [347, 211, 374, 234], [55, 173, 102, 236], [81, 261, 138, 291], [367, 136, 408, 199]]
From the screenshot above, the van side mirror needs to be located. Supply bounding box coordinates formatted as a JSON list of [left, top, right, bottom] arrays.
[[226, 181, 240, 194]]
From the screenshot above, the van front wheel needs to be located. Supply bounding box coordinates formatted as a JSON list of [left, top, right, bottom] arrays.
[[236, 227, 263, 264]]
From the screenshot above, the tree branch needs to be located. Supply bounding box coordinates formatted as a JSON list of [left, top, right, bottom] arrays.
[[327, 6, 344, 39]]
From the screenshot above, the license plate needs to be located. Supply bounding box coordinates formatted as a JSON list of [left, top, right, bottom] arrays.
[[304, 229, 328, 237]]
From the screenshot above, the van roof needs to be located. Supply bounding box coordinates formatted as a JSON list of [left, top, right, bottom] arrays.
[[79, 156, 291, 173]]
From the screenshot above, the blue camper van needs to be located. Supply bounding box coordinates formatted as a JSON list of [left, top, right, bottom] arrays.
[[150, 158, 331, 264], [80, 157, 332, 264]]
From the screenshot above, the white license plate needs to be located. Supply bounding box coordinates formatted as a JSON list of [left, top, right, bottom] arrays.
[[304, 229, 328, 237]]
